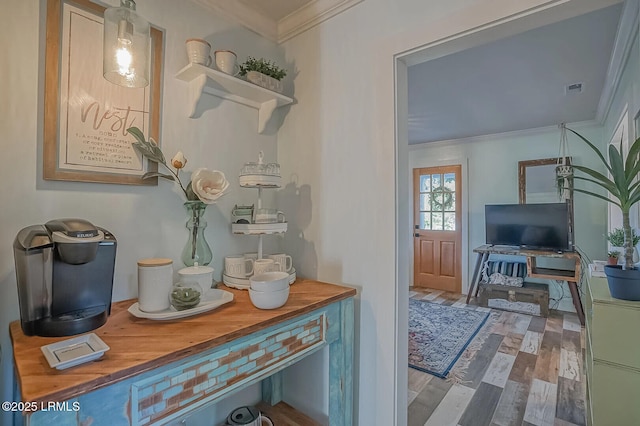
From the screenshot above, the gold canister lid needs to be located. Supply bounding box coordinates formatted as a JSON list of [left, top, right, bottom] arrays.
[[137, 258, 173, 267]]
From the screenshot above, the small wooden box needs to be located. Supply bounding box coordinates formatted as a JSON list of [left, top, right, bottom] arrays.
[[478, 281, 549, 317]]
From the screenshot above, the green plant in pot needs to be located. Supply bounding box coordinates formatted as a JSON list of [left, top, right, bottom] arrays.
[[238, 57, 287, 80], [607, 250, 620, 265], [565, 128, 640, 300], [607, 227, 640, 263]]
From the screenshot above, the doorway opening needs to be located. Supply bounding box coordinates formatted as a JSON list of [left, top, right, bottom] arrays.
[[393, 1, 624, 424]]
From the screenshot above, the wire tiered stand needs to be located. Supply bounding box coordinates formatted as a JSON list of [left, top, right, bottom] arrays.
[[223, 152, 296, 290]]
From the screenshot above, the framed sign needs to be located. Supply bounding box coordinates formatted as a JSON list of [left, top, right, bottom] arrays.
[[43, 0, 163, 185]]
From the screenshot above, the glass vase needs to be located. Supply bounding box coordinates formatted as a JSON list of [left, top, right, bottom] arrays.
[[181, 201, 212, 267]]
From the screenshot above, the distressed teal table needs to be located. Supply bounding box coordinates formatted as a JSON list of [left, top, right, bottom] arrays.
[[10, 280, 355, 425]]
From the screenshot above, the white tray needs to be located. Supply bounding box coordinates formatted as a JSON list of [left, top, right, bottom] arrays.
[[41, 333, 110, 370], [239, 174, 281, 188], [128, 289, 234, 320], [231, 223, 287, 235], [223, 268, 296, 290]]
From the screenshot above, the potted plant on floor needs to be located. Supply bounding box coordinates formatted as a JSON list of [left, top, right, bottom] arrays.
[[565, 128, 640, 300], [239, 56, 287, 93]]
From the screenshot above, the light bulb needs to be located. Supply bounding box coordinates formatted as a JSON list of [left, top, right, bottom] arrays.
[[116, 44, 133, 76], [115, 19, 133, 76]]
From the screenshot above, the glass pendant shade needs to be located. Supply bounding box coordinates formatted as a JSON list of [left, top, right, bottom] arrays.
[[103, 0, 150, 88]]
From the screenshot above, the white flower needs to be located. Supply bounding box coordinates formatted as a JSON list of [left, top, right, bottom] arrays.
[[171, 151, 187, 169], [190, 168, 229, 204]]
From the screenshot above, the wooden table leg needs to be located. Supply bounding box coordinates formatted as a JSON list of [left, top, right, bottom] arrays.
[[568, 280, 585, 326], [474, 252, 489, 298], [466, 252, 485, 304]]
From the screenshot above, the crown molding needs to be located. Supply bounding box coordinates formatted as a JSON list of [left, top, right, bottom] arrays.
[[277, 0, 364, 43], [189, 0, 279, 42], [408, 120, 601, 149], [188, 0, 363, 44], [596, 0, 639, 124]]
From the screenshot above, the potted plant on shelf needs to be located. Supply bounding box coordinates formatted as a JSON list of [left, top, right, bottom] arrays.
[[607, 227, 640, 263], [608, 250, 620, 265], [239, 56, 287, 93], [565, 128, 640, 300]]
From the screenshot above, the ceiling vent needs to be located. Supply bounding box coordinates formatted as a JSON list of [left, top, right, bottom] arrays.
[[565, 82, 584, 95]]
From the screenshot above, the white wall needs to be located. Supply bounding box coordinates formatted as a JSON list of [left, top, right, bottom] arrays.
[[0, 1, 288, 424], [276, 0, 620, 424], [408, 125, 608, 312], [603, 12, 640, 234]]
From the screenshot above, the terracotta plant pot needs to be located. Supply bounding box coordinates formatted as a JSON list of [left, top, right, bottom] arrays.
[[608, 257, 619, 265]]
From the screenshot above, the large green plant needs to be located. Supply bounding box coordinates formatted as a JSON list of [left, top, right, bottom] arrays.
[[567, 128, 640, 269]]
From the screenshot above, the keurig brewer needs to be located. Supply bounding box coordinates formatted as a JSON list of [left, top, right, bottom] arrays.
[[13, 218, 117, 337]]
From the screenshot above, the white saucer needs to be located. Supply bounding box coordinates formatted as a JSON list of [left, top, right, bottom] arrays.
[[41, 333, 110, 370], [223, 268, 296, 290], [239, 174, 282, 188], [128, 289, 234, 320], [231, 223, 287, 235]]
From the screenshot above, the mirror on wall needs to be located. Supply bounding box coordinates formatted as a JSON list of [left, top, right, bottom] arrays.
[[518, 157, 574, 245]]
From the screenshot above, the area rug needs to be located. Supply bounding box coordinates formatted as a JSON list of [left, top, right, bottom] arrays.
[[409, 299, 490, 378]]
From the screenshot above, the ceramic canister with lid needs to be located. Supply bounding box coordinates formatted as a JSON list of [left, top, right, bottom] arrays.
[[177, 265, 214, 290], [137, 258, 173, 312]]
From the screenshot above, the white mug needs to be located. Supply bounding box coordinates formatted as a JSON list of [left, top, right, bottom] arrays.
[[225, 255, 254, 278], [186, 38, 212, 66], [253, 259, 280, 276], [267, 254, 293, 272], [244, 252, 258, 261], [215, 50, 239, 75], [254, 208, 286, 224], [177, 265, 214, 290]]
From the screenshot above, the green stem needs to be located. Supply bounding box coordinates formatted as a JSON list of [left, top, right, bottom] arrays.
[[158, 161, 189, 199], [191, 207, 199, 261], [623, 211, 634, 269]]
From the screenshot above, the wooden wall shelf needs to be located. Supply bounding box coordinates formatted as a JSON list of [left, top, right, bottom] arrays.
[[175, 63, 293, 133]]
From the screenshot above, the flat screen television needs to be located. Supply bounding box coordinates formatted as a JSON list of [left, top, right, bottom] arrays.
[[485, 203, 572, 251]]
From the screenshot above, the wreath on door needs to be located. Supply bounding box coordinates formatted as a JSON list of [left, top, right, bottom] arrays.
[[431, 186, 454, 211]]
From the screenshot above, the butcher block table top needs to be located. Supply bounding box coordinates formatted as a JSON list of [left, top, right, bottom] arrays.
[[10, 279, 356, 404]]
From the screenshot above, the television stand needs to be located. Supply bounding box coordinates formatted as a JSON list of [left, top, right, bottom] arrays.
[[466, 244, 584, 325]]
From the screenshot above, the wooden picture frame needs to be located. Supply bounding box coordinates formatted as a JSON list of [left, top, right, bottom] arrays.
[[43, 0, 163, 185], [518, 156, 574, 246], [518, 157, 572, 204]]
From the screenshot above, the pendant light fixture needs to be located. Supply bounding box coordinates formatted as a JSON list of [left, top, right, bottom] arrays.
[[103, 0, 150, 88]]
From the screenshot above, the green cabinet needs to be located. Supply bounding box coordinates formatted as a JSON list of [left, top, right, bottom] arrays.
[[586, 275, 640, 426]]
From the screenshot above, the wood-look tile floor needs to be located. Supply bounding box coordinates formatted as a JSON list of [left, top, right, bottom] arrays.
[[408, 287, 585, 426]]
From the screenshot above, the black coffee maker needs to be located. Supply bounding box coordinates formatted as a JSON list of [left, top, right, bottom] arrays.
[[13, 218, 117, 337]]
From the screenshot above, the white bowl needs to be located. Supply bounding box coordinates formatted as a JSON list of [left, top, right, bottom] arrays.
[[250, 271, 290, 292], [249, 286, 289, 309]]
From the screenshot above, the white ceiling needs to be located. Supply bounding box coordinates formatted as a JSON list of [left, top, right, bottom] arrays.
[[407, 4, 623, 145]]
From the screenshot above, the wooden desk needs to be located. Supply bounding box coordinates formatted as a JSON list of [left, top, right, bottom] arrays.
[[10, 280, 356, 425], [466, 245, 584, 325]]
